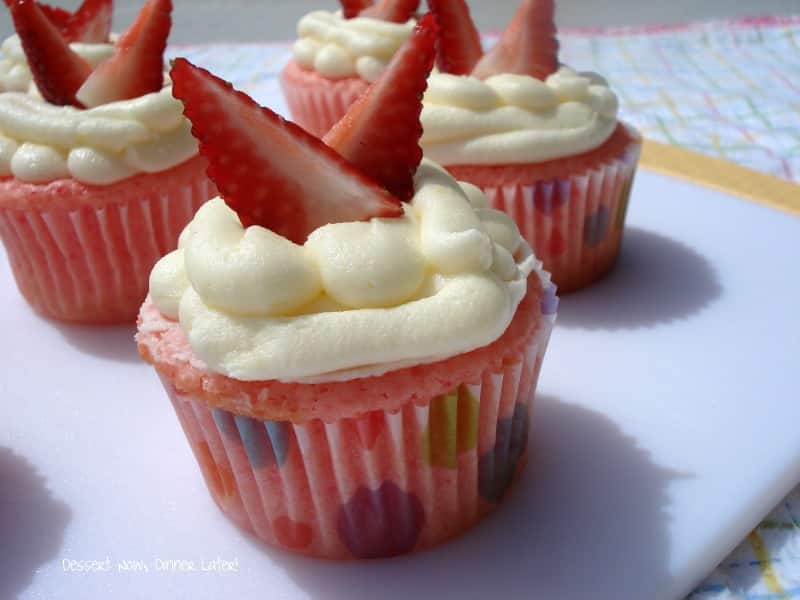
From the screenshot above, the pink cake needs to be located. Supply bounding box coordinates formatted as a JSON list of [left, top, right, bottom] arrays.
[[446, 125, 641, 293], [138, 272, 551, 558], [138, 17, 558, 558], [280, 0, 419, 136], [0, 0, 215, 322], [422, 0, 641, 293], [280, 62, 370, 138], [0, 156, 212, 322]]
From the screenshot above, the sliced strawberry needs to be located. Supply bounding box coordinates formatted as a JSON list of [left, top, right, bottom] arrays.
[[428, 0, 482, 75], [76, 0, 170, 107], [9, 0, 92, 107], [63, 0, 113, 43], [170, 58, 403, 244], [324, 13, 436, 202], [5, 0, 111, 42], [3, 0, 71, 26], [340, 0, 373, 19], [472, 0, 559, 81], [359, 0, 419, 23], [36, 3, 72, 29]]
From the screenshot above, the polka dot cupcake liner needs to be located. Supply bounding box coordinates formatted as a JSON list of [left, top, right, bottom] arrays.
[[157, 290, 556, 559], [458, 125, 642, 294], [0, 156, 216, 323], [279, 59, 370, 138]]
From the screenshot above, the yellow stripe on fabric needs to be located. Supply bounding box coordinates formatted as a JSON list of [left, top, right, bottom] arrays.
[[747, 530, 788, 597], [640, 139, 800, 216]]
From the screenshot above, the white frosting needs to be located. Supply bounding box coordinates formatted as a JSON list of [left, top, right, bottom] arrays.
[[0, 35, 198, 184], [150, 160, 543, 383], [0, 35, 114, 93], [292, 10, 414, 82], [420, 67, 620, 165]]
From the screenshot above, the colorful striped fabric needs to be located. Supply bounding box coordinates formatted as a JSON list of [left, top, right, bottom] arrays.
[[557, 16, 800, 185], [168, 15, 800, 598], [690, 496, 800, 599]]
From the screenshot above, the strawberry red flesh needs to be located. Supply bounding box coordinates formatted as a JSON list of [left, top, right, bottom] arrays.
[[170, 58, 403, 244], [36, 3, 72, 29], [63, 0, 113, 43], [4, 0, 70, 26], [6, 0, 113, 43], [340, 0, 373, 19], [359, 0, 419, 23], [76, 0, 170, 107], [428, 0, 482, 75], [472, 0, 559, 81], [323, 13, 436, 202], [10, 0, 92, 107]]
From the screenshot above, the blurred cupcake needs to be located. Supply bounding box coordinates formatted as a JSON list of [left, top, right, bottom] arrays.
[[280, 0, 419, 137], [139, 16, 557, 559], [421, 0, 641, 293], [0, 0, 215, 323]]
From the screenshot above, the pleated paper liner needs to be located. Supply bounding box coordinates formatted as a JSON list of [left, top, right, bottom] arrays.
[[280, 60, 369, 138], [0, 155, 216, 323], [447, 124, 642, 294], [140, 274, 557, 559]]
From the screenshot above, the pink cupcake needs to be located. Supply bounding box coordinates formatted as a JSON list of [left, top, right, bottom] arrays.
[[421, 0, 641, 293], [0, 0, 215, 323], [138, 16, 557, 558], [280, 0, 419, 137]]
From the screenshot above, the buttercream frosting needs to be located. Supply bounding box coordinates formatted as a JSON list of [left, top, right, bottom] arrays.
[[420, 67, 619, 165], [0, 35, 198, 184], [292, 10, 414, 82], [150, 160, 548, 383]]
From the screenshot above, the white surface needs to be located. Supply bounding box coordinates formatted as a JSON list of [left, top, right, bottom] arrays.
[[1, 171, 800, 600]]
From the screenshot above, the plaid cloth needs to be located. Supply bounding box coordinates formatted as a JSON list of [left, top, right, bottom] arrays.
[[558, 16, 800, 184], [168, 15, 800, 598]]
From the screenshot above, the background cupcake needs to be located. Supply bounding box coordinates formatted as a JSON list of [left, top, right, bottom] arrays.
[[421, 0, 641, 293], [139, 16, 557, 558], [0, 0, 216, 323], [280, 0, 419, 137]]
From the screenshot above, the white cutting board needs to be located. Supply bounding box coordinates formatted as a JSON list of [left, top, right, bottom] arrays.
[[1, 169, 799, 600]]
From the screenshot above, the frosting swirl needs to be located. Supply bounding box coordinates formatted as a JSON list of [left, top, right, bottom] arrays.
[[0, 35, 198, 184], [420, 66, 619, 165], [150, 160, 547, 383], [292, 10, 414, 82], [0, 35, 114, 92]]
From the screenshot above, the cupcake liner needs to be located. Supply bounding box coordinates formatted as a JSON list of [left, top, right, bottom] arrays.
[[470, 128, 641, 294], [0, 169, 216, 323], [280, 60, 370, 138], [158, 300, 555, 559]]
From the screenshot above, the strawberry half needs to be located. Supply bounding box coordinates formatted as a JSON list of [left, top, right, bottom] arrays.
[[428, 0, 482, 75], [63, 0, 113, 43], [37, 2, 71, 29], [4, 0, 70, 26], [324, 13, 436, 202], [360, 0, 419, 23], [9, 0, 92, 107], [76, 0, 170, 107], [340, 0, 373, 19], [170, 58, 403, 244], [472, 0, 559, 81], [5, 0, 112, 43]]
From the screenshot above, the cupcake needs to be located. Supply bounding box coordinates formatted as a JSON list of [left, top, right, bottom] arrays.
[[421, 0, 642, 293], [138, 16, 557, 559], [280, 0, 419, 137], [0, 0, 215, 323]]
